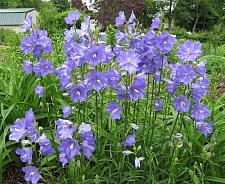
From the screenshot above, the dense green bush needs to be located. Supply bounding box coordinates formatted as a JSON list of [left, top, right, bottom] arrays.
[[200, 55, 225, 75]]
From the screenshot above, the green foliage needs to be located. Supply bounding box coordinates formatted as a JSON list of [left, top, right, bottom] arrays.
[[200, 55, 225, 75], [51, 0, 70, 12], [37, 9, 85, 36], [218, 44, 225, 57], [0, 29, 16, 45]]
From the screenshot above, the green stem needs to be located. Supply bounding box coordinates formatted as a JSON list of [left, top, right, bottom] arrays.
[[169, 112, 180, 140], [124, 73, 129, 135]]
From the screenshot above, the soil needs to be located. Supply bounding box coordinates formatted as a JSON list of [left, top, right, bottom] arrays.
[[3, 165, 25, 184]]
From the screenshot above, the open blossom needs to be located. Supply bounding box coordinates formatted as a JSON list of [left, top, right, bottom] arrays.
[[115, 11, 126, 26], [174, 64, 196, 84], [21, 16, 32, 33], [86, 44, 105, 66], [172, 95, 190, 112], [58, 139, 80, 166], [20, 29, 52, 57], [195, 121, 214, 136], [22, 166, 41, 184], [16, 148, 33, 164], [65, 10, 80, 24], [191, 104, 210, 121], [157, 31, 177, 54], [9, 118, 27, 142], [106, 101, 122, 119], [87, 70, 108, 92], [55, 119, 76, 139], [191, 77, 208, 102], [62, 106, 72, 118], [107, 69, 122, 88], [117, 50, 140, 75], [34, 85, 45, 98], [23, 60, 33, 74], [33, 59, 53, 76], [128, 75, 146, 101], [177, 40, 202, 62], [68, 84, 89, 102], [81, 140, 96, 159], [122, 134, 136, 147], [78, 122, 92, 133]]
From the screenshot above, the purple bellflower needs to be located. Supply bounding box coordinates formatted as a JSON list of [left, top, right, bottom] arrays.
[[172, 95, 190, 112], [174, 64, 196, 84], [62, 106, 72, 118], [107, 69, 122, 88], [9, 118, 27, 142], [33, 59, 53, 76], [68, 84, 89, 102], [87, 70, 108, 92], [34, 85, 45, 98], [23, 60, 33, 74], [191, 104, 210, 121], [38, 133, 54, 156], [81, 140, 96, 159], [155, 97, 163, 111], [177, 40, 202, 62], [195, 121, 214, 136], [22, 166, 41, 184], [106, 101, 122, 119], [86, 44, 105, 66], [21, 16, 32, 33], [65, 10, 81, 24], [122, 134, 136, 147], [150, 13, 160, 30], [128, 75, 146, 101], [115, 11, 126, 26], [117, 50, 140, 75], [55, 119, 76, 140], [16, 148, 33, 164]]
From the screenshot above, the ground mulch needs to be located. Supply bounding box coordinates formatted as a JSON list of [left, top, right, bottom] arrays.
[[3, 165, 25, 184]]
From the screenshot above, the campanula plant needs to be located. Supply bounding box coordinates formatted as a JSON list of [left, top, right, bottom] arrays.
[[7, 9, 218, 183]]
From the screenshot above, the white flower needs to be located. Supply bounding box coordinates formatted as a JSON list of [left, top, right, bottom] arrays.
[[135, 157, 145, 168]]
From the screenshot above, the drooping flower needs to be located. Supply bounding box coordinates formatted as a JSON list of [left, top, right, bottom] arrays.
[[135, 157, 145, 168], [81, 140, 96, 159], [23, 60, 33, 74], [117, 50, 140, 75], [34, 85, 45, 98], [87, 70, 108, 92], [155, 97, 163, 111], [177, 40, 202, 62], [55, 119, 76, 140], [191, 104, 210, 121], [65, 10, 81, 25], [195, 121, 214, 136], [15, 148, 33, 164], [21, 16, 33, 33], [9, 118, 27, 142], [33, 59, 53, 76], [22, 166, 41, 184], [122, 134, 136, 147], [68, 84, 89, 102], [172, 95, 190, 112], [115, 11, 126, 26], [38, 133, 54, 156], [62, 106, 72, 118], [122, 150, 133, 155], [106, 101, 122, 119], [128, 75, 146, 101], [163, 79, 177, 96], [28, 129, 40, 143], [131, 123, 139, 131]]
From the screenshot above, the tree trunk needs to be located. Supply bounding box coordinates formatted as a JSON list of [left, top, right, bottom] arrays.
[[192, 5, 200, 32], [168, 0, 173, 30]]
